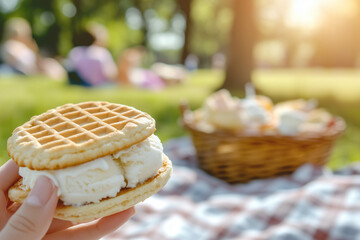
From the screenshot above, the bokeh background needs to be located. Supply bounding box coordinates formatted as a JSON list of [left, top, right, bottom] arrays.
[[0, 0, 359, 168]]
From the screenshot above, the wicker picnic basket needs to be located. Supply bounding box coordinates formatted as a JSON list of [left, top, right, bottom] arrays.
[[180, 102, 346, 184]]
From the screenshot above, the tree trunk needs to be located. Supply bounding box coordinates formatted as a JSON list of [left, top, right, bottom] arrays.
[[222, 0, 256, 90], [134, 0, 149, 48], [71, 0, 83, 47], [178, 0, 192, 64]]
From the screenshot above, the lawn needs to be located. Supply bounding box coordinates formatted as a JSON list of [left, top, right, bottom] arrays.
[[0, 69, 359, 170]]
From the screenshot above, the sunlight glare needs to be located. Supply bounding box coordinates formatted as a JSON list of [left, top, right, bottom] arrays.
[[286, 0, 324, 30]]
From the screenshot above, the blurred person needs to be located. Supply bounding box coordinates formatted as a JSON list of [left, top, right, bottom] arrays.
[[184, 53, 199, 72], [65, 23, 117, 87], [151, 62, 187, 85], [0, 159, 135, 240], [0, 17, 66, 80], [116, 47, 166, 90]]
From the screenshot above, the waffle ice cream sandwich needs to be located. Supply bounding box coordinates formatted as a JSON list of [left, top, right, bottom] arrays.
[[7, 101, 172, 222]]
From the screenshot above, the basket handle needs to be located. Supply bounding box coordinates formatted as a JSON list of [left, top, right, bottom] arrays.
[[179, 100, 193, 128]]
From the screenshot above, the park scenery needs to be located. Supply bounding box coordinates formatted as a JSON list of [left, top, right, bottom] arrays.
[[1, 0, 360, 239]]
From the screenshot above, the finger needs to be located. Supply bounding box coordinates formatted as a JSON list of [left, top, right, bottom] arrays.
[[0, 176, 58, 240], [7, 202, 21, 214], [0, 202, 21, 230], [0, 160, 19, 230], [0, 159, 19, 192], [0, 192, 11, 230], [45, 207, 135, 240], [47, 219, 74, 234], [0, 191, 8, 219]]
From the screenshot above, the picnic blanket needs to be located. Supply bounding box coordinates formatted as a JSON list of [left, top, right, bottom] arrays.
[[103, 137, 360, 240]]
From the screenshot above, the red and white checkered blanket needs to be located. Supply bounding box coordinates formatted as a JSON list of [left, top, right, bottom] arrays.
[[103, 137, 360, 240]]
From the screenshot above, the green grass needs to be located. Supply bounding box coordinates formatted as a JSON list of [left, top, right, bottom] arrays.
[[1, 69, 359, 170]]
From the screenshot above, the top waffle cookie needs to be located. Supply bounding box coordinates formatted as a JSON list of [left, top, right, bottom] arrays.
[[7, 101, 156, 170]]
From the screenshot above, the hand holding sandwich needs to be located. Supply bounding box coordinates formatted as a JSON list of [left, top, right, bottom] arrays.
[[0, 159, 135, 240]]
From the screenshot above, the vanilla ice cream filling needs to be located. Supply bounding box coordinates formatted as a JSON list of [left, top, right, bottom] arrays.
[[18, 134, 164, 206]]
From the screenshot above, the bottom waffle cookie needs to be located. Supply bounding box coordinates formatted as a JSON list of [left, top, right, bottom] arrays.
[[8, 155, 172, 223]]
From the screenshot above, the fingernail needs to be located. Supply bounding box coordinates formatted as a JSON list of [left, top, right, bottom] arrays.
[[26, 176, 55, 207]]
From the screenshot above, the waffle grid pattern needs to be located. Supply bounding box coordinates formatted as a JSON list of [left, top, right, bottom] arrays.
[[8, 101, 155, 169], [18, 102, 147, 150]]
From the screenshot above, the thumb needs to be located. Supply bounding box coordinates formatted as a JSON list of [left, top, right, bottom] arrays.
[[1, 176, 58, 240]]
